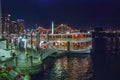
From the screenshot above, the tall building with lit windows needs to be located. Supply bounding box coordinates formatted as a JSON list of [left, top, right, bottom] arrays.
[[11, 19, 25, 34], [3, 14, 11, 34], [0, 0, 2, 37], [15, 19, 25, 34]]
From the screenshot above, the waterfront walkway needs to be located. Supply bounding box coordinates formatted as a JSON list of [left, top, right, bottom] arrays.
[[0, 48, 57, 75], [0, 40, 62, 75]]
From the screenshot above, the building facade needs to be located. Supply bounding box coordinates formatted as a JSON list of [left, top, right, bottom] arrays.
[[3, 18, 25, 34], [0, 0, 2, 37]]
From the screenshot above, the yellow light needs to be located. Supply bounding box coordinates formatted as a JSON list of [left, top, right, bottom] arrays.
[[66, 31, 70, 34]]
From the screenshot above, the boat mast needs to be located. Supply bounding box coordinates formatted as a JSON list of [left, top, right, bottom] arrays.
[[52, 21, 54, 34]]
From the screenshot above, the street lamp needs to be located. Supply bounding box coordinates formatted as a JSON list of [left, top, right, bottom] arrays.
[[8, 14, 11, 17]]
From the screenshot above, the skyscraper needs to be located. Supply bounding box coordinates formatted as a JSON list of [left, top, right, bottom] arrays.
[[16, 19, 25, 33], [4, 14, 11, 34], [0, 0, 2, 37], [11, 19, 25, 34]]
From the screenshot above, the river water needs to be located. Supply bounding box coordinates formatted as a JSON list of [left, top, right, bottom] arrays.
[[31, 37, 120, 80]]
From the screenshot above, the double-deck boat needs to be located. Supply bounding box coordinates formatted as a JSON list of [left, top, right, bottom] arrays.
[[26, 31, 90, 53], [39, 32, 92, 53], [17, 24, 92, 53]]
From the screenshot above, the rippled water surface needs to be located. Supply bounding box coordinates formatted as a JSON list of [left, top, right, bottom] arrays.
[[43, 55, 92, 80], [31, 54, 93, 80], [31, 37, 120, 80]]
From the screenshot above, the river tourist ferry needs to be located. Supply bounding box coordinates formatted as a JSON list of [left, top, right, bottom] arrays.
[[10, 23, 92, 53], [26, 24, 92, 53], [47, 32, 92, 53]]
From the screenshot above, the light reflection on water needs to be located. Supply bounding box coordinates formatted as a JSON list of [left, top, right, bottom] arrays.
[[43, 54, 93, 80], [31, 37, 120, 80]]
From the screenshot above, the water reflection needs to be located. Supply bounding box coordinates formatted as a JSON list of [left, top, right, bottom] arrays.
[[92, 37, 120, 80], [43, 54, 93, 80], [31, 37, 120, 80], [43, 37, 120, 80]]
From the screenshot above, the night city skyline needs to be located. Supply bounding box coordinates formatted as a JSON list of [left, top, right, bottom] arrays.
[[2, 0, 120, 29]]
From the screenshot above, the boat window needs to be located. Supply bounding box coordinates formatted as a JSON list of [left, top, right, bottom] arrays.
[[59, 35, 61, 38], [64, 35, 66, 38], [67, 35, 72, 38]]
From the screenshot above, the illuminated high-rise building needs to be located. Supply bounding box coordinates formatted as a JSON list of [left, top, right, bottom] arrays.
[[3, 17, 25, 34], [11, 21, 17, 34], [0, 0, 2, 37], [11, 19, 25, 34], [16, 19, 25, 33], [4, 14, 11, 34]]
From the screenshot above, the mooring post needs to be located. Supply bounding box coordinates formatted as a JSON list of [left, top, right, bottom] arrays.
[[14, 57, 18, 67], [67, 41, 70, 52], [29, 56, 33, 67]]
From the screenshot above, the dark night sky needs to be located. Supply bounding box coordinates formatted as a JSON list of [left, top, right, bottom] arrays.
[[2, 0, 120, 29]]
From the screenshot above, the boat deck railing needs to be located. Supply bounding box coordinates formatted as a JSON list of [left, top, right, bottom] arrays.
[[48, 38, 92, 42]]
